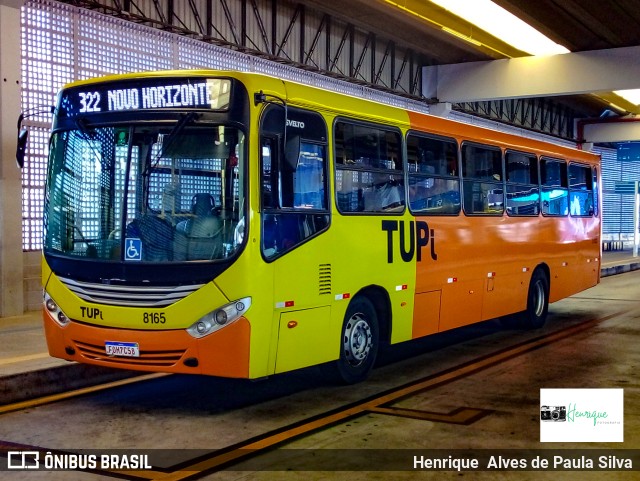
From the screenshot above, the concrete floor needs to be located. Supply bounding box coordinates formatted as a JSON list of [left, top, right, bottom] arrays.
[[0, 312, 65, 377], [211, 271, 640, 480], [0, 267, 639, 480]]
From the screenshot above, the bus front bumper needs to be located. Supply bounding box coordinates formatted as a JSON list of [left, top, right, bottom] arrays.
[[42, 310, 251, 378]]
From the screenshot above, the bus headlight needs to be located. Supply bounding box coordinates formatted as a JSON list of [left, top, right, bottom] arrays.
[[186, 297, 251, 338], [44, 292, 71, 327]]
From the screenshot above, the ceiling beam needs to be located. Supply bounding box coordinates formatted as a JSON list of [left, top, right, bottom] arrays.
[[423, 45, 640, 109], [579, 119, 640, 144]]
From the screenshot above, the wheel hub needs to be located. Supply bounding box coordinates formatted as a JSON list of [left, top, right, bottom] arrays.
[[533, 280, 545, 317], [344, 314, 372, 366]]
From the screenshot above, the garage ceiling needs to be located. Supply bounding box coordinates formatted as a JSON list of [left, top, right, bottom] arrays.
[[310, 0, 640, 117], [60, 0, 640, 132], [494, 0, 640, 52]]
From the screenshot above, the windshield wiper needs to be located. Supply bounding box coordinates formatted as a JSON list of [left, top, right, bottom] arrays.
[[72, 117, 104, 162], [76, 117, 93, 137], [144, 112, 201, 176]]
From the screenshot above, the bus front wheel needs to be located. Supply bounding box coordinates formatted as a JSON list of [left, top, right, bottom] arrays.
[[325, 296, 379, 384]]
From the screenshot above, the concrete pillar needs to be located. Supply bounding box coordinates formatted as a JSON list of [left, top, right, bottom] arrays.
[[0, 0, 25, 317]]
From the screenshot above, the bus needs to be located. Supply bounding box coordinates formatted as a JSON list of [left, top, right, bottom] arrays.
[[33, 70, 600, 384]]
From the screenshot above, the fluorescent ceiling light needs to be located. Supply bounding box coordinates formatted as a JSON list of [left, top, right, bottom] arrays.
[[429, 0, 569, 56], [614, 89, 640, 106], [389, 0, 638, 110]]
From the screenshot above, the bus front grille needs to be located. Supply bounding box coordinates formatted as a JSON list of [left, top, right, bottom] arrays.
[[59, 277, 203, 308], [74, 340, 185, 367]]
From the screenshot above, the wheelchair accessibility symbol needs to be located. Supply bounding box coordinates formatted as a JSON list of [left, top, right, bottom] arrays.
[[125, 238, 142, 261]]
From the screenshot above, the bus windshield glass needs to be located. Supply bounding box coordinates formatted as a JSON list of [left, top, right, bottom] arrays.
[[44, 121, 246, 263]]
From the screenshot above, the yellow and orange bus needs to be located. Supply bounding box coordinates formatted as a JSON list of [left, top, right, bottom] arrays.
[[37, 70, 600, 383]]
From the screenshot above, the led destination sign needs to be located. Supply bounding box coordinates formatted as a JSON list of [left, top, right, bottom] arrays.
[[67, 78, 231, 115]]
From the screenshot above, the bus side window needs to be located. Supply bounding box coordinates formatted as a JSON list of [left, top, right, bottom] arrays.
[[259, 106, 330, 260], [592, 166, 599, 215], [335, 120, 404, 214], [261, 137, 278, 209], [541, 157, 568, 216], [292, 141, 326, 209], [506, 151, 539, 216], [407, 133, 460, 215], [569, 163, 594, 217], [461, 143, 503, 216]]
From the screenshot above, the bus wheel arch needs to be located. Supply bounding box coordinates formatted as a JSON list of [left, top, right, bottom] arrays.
[[325, 286, 389, 384], [357, 285, 391, 345], [537, 263, 551, 296]]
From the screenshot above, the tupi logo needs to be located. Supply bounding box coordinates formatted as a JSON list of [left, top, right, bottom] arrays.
[[382, 220, 437, 263]]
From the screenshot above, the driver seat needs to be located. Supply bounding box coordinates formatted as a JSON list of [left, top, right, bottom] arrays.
[[175, 193, 222, 259]]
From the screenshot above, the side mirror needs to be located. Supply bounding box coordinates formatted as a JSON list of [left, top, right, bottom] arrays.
[[16, 106, 54, 168], [16, 128, 28, 169]]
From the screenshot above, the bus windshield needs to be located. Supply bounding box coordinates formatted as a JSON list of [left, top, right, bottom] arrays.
[[44, 121, 246, 263]]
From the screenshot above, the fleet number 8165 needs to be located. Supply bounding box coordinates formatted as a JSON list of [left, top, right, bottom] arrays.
[[143, 312, 166, 324]]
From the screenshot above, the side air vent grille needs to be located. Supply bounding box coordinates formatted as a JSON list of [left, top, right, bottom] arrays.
[[319, 264, 332, 295], [59, 277, 203, 308]]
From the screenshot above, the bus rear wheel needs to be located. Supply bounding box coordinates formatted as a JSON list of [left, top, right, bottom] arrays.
[[325, 296, 379, 384], [502, 268, 549, 329]]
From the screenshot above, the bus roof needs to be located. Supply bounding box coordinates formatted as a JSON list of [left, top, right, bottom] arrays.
[[60, 69, 598, 164]]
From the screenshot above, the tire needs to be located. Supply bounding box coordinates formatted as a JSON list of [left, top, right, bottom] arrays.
[[502, 268, 549, 329], [324, 296, 379, 384]]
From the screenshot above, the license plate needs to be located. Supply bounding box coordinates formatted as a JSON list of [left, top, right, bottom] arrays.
[[105, 341, 140, 358]]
